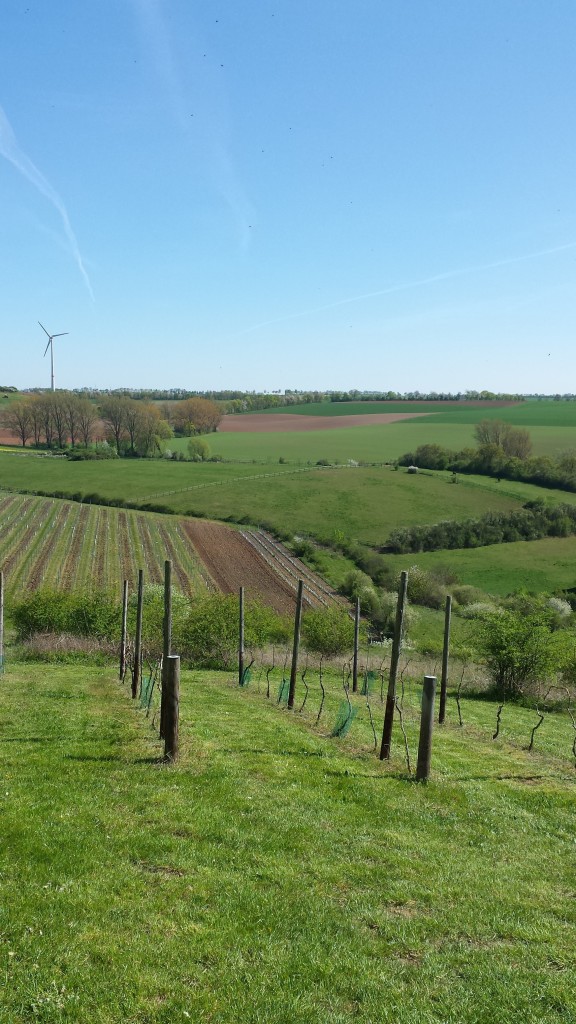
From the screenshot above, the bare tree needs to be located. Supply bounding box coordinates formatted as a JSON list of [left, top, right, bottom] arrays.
[[101, 396, 129, 455], [77, 398, 98, 447], [2, 400, 32, 446]]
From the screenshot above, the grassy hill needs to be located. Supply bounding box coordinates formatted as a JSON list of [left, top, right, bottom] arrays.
[[1, 659, 574, 1023]]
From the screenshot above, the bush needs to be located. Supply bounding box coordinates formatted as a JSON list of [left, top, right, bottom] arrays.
[[475, 610, 572, 700], [302, 607, 356, 658], [11, 590, 119, 641]]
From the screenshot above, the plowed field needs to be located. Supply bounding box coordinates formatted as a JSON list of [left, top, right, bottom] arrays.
[[181, 520, 340, 615], [218, 412, 430, 432]]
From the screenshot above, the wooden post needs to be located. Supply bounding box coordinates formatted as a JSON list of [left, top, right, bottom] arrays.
[[0, 570, 4, 671], [119, 579, 128, 681], [416, 675, 436, 782], [438, 595, 452, 724], [238, 586, 245, 686], [287, 580, 304, 709], [164, 654, 180, 762], [352, 596, 360, 693], [160, 559, 172, 737], [379, 570, 408, 760], [132, 568, 144, 699]]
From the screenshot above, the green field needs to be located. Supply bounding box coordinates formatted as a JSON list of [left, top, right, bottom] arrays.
[[0, 492, 208, 597], [255, 398, 576, 427], [1, 660, 574, 1023], [164, 468, 567, 544], [385, 535, 576, 597]]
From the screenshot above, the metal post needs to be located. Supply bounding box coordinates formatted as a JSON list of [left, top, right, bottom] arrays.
[[160, 559, 172, 737], [416, 675, 437, 782], [119, 579, 128, 681], [238, 586, 245, 686], [287, 580, 304, 709], [352, 596, 360, 693], [132, 569, 144, 699], [164, 655, 180, 762], [438, 595, 452, 724], [379, 570, 408, 760]]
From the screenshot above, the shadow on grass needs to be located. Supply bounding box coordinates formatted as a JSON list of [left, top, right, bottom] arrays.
[[1, 735, 63, 743], [221, 747, 327, 758], [65, 753, 165, 765]]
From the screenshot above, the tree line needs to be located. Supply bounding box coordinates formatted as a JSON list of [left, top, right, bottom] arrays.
[[399, 419, 576, 494], [2, 393, 222, 457], [386, 500, 576, 554]]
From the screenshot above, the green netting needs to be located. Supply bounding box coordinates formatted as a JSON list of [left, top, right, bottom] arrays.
[[240, 667, 252, 687], [331, 701, 358, 738], [139, 674, 155, 710], [278, 678, 290, 704], [361, 670, 377, 696]]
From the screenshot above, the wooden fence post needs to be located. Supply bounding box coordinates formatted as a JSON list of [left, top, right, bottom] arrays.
[[416, 675, 437, 782], [287, 580, 304, 709], [352, 596, 360, 693], [379, 570, 408, 760], [132, 569, 144, 700], [438, 595, 452, 724], [238, 586, 245, 686], [164, 654, 180, 762], [119, 579, 128, 682], [160, 559, 172, 737]]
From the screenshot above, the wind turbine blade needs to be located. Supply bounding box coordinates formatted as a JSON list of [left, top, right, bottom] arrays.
[[38, 321, 51, 338], [52, 332, 68, 338], [43, 339, 51, 357]]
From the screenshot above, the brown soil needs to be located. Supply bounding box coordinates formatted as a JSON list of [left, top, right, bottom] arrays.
[[182, 520, 317, 615], [219, 401, 518, 433], [218, 412, 432, 432]]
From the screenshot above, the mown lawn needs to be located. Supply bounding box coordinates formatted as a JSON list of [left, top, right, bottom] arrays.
[[1, 660, 575, 1023]]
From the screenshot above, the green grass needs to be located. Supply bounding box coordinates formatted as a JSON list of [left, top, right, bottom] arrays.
[[384, 535, 576, 597], [163, 467, 527, 544], [0, 493, 208, 597], [1, 660, 575, 1023]]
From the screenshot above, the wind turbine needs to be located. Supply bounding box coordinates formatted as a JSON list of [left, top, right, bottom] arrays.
[[38, 322, 68, 392]]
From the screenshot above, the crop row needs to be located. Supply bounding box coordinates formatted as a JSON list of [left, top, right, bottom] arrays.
[[0, 492, 209, 598]]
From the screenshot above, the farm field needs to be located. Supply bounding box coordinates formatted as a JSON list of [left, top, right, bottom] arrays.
[[385, 534, 576, 597], [0, 492, 336, 613], [0, 493, 208, 598], [1, 661, 574, 1023], [251, 398, 576, 426], [140, 468, 576, 547]]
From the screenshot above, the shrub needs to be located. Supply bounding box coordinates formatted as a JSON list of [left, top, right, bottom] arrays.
[[475, 610, 572, 700], [302, 607, 356, 658], [11, 589, 118, 641]]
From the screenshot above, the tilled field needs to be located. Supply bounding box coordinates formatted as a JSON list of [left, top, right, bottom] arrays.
[[181, 520, 342, 615]]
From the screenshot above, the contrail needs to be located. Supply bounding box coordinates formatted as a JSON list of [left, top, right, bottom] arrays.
[[130, 0, 255, 248], [234, 241, 576, 338], [0, 103, 94, 300]]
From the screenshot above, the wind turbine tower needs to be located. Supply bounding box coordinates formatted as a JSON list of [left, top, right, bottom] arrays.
[[38, 322, 69, 392]]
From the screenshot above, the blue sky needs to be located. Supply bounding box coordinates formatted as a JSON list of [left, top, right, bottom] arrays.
[[1, 0, 575, 393]]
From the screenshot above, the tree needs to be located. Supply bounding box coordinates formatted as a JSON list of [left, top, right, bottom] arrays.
[[2, 400, 32, 446], [171, 397, 221, 435], [76, 399, 98, 447], [474, 419, 532, 461], [134, 402, 172, 456], [101, 396, 129, 455]]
